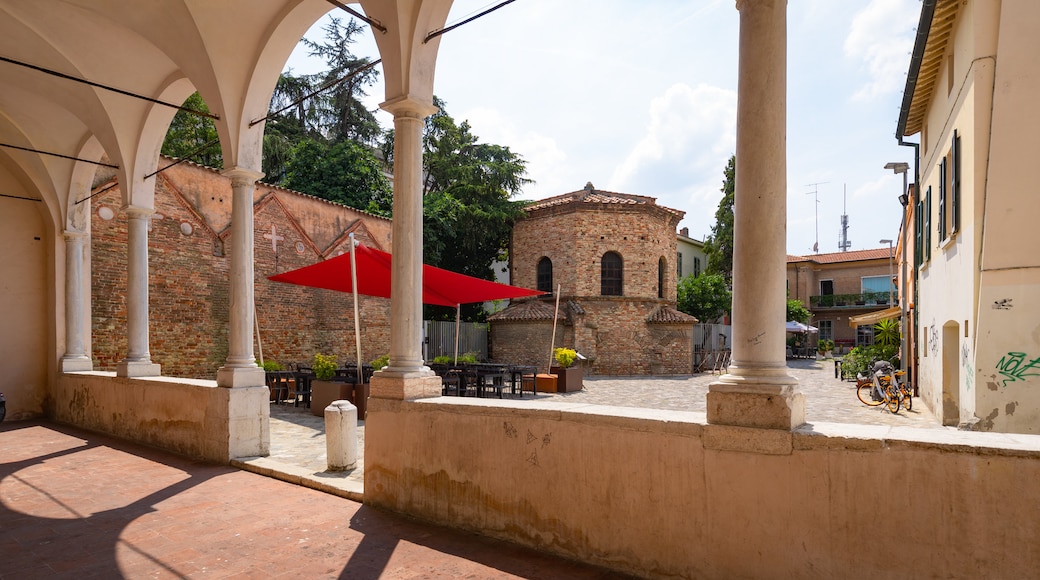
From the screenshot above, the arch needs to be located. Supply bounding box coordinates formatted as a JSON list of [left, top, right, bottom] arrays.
[[537, 257, 553, 293], [942, 321, 961, 426], [601, 251, 623, 296], [658, 256, 666, 299]]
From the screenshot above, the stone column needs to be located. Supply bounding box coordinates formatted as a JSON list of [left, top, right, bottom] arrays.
[[217, 167, 266, 388], [369, 98, 442, 400], [706, 0, 804, 430], [116, 206, 161, 377], [61, 231, 92, 372]]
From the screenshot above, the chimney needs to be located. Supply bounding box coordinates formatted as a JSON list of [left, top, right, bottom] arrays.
[[680, 227, 689, 237]]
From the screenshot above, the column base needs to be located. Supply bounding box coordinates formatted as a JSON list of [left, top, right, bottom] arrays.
[[216, 365, 266, 388], [707, 372, 805, 430], [61, 356, 93, 372], [370, 369, 441, 401], [116, 360, 161, 378]]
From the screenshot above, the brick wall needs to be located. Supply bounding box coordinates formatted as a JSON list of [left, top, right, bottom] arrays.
[[495, 192, 694, 375], [90, 160, 392, 379]]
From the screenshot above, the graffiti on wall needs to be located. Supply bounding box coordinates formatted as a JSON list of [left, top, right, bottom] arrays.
[[962, 342, 974, 391], [928, 321, 940, 356], [995, 352, 1040, 388], [992, 298, 1013, 310]]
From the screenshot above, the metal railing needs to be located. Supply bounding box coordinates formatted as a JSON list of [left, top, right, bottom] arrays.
[[810, 292, 897, 309]]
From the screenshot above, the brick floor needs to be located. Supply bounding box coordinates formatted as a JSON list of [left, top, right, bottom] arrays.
[[0, 421, 631, 579]]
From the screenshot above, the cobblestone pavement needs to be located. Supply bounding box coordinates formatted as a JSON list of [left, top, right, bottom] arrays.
[[267, 359, 943, 483]]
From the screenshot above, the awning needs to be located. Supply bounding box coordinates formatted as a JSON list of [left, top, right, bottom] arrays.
[[786, 320, 818, 333], [268, 244, 545, 307], [848, 306, 901, 328]]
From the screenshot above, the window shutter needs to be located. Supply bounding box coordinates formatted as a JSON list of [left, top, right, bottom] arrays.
[[925, 186, 932, 261], [938, 157, 947, 241], [952, 129, 960, 235], [915, 199, 923, 267]]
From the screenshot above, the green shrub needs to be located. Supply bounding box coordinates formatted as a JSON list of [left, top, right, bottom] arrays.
[[817, 339, 834, 353], [370, 354, 390, 370], [259, 360, 282, 372], [312, 353, 337, 380], [554, 347, 577, 368]]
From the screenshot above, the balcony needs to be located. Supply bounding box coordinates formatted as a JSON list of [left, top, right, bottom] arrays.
[[810, 292, 896, 309]]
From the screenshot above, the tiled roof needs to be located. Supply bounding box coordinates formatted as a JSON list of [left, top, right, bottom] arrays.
[[787, 248, 892, 264], [487, 299, 556, 321], [646, 306, 699, 324], [523, 185, 684, 218]]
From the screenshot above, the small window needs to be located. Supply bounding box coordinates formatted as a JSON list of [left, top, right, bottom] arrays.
[[677, 252, 683, 277], [820, 280, 834, 295], [818, 320, 833, 342], [694, 257, 701, 278], [658, 257, 666, 298], [601, 252, 623, 296], [536, 257, 553, 293], [856, 325, 875, 347]]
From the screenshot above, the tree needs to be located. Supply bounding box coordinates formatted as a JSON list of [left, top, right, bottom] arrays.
[[161, 92, 222, 169], [786, 299, 810, 323], [677, 273, 731, 322], [282, 139, 391, 212], [703, 155, 735, 280]]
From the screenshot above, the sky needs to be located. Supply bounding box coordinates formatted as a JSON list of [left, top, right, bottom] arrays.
[[284, 0, 922, 257]]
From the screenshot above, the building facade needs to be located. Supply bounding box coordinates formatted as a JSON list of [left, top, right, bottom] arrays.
[[490, 184, 697, 375], [786, 249, 897, 351], [676, 227, 708, 281], [90, 159, 393, 378], [898, 0, 1040, 433]]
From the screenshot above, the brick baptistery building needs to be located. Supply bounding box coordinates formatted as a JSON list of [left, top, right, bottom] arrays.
[[490, 183, 698, 375], [90, 158, 393, 378]]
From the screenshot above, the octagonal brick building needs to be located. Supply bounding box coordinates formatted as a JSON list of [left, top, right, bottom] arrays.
[[490, 183, 698, 375]]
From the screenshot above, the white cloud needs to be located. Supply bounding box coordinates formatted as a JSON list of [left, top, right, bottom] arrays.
[[844, 0, 919, 101]]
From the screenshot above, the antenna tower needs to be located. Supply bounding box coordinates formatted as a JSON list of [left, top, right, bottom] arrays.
[[838, 184, 852, 252], [805, 182, 828, 253]]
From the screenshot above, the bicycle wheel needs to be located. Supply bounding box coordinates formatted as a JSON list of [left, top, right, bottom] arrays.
[[885, 386, 901, 414], [900, 385, 913, 411], [857, 381, 884, 406]]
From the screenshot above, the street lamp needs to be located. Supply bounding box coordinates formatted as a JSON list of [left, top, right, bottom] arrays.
[[879, 239, 894, 305]]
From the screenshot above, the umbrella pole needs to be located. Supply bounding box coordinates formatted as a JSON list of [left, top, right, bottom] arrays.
[[349, 233, 363, 382], [454, 304, 460, 365], [254, 305, 263, 366], [548, 284, 561, 374]]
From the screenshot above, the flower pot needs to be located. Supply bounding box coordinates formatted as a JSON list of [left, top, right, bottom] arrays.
[[550, 366, 583, 392], [535, 374, 557, 393]]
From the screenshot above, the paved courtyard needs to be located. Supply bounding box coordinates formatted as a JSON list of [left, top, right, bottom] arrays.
[[261, 359, 943, 498]]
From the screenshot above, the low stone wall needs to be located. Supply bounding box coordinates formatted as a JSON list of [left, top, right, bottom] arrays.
[[364, 397, 1040, 579], [54, 372, 269, 463]]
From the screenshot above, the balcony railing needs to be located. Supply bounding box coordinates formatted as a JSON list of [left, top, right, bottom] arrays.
[[810, 292, 896, 309]]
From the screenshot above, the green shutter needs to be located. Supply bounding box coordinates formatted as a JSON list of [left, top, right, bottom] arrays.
[[938, 157, 947, 241], [915, 199, 923, 267], [952, 129, 960, 235], [925, 186, 932, 261]]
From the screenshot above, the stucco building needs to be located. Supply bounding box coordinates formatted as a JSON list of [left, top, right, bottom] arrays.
[[490, 184, 698, 375], [896, 0, 1040, 433], [676, 227, 708, 281], [786, 248, 897, 351]]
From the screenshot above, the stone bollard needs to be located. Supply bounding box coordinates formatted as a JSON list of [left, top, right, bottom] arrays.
[[325, 400, 357, 471]]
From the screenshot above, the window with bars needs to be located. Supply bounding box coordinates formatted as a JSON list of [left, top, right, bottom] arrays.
[[601, 252, 623, 296]]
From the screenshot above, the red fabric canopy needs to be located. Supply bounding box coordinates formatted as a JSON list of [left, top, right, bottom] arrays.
[[268, 244, 545, 306]]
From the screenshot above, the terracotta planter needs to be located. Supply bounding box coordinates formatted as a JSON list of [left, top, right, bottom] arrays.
[[550, 366, 583, 392], [310, 380, 369, 419], [535, 374, 557, 393]]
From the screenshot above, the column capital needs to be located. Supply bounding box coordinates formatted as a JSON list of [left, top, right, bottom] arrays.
[[380, 95, 439, 119], [122, 205, 155, 219], [221, 167, 265, 188], [63, 229, 88, 241]]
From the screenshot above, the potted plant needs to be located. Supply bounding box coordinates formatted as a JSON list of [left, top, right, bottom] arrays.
[[550, 347, 583, 393], [817, 339, 834, 359], [309, 353, 351, 417]]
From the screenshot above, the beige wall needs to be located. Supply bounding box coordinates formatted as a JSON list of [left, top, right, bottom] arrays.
[[53, 373, 268, 463], [0, 190, 50, 420], [365, 397, 1040, 579]]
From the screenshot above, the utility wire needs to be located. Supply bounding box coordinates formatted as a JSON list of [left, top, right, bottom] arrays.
[[0, 55, 220, 121], [249, 58, 381, 127], [1, 193, 43, 202], [425, 0, 517, 43], [324, 0, 386, 33], [143, 138, 221, 179], [0, 142, 119, 168], [75, 181, 119, 206]]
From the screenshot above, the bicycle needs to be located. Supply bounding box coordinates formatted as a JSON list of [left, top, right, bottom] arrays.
[[856, 360, 903, 413]]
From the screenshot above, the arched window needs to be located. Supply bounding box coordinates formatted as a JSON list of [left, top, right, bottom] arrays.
[[537, 257, 553, 293], [601, 251, 623, 296], [658, 257, 666, 298]]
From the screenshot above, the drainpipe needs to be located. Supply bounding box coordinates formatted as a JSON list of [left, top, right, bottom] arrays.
[[899, 138, 919, 395]]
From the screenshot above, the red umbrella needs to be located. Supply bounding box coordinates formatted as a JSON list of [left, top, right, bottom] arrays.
[[269, 243, 545, 365], [268, 244, 544, 306]]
